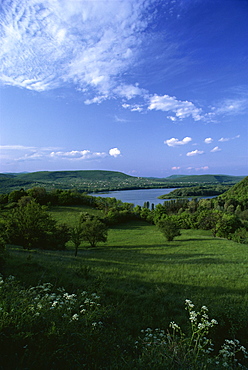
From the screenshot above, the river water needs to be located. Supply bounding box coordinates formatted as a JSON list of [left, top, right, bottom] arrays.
[[90, 188, 176, 207]]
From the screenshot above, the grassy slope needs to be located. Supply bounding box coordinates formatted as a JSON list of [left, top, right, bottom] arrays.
[[5, 213, 248, 346]]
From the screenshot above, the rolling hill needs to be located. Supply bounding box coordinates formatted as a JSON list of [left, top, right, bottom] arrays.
[[0, 170, 245, 194]]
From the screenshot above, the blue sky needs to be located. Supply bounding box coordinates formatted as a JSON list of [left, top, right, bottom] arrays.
[[0, 0, 247, 177]]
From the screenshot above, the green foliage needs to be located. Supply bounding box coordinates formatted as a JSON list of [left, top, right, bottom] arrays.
[[70, 223, 84, 256], [213, 214, 243, 239], [231, 228, 248, 244], [159, 184, 231, 199], [220, 176, 248, 205], [81, 217, 108, 248], [156, 216, 181, 241], [4, 200, 69, 250]]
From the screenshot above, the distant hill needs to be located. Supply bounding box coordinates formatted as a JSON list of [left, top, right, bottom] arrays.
[[0, 170, 245, 194], [16, 170, 133, 182], [165, 174, 245, 184], [219, 176, 248, 202]]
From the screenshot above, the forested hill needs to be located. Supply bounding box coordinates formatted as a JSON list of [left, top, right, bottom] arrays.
[[219, 176, 248, 202], [0, 170, 245, 194], [165, 174, 244, 183]]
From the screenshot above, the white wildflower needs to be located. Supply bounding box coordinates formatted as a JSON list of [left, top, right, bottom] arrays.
[[71, 314, 79, 321]]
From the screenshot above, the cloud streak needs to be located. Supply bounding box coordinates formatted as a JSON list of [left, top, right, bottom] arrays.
[[0, 145, 121, 163]]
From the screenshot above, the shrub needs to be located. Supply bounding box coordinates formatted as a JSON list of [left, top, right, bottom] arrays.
[[156, 216, 181, 241]]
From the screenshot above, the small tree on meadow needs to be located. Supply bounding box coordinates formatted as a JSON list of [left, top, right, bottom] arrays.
[[81, 218, 108, 248], [156, 216, 181, 242], [71, 224, 83, 256]]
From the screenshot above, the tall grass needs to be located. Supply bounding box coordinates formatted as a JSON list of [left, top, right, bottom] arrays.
[[4, 218, 248, 350]]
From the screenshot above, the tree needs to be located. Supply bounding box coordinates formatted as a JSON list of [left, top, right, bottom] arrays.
[[71, 224, 83, 256], [156, 216, 181, 242], [4, 200, 69, 250], [212, 214, 242, 239], [81, 218, 108, 248]]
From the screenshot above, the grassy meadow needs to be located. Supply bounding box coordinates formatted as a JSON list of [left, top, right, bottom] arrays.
[[4, 204, 248, 352]]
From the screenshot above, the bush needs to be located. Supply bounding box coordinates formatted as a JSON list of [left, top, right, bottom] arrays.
[[231, 228, 248, 244], [156, 216, 181, 241]]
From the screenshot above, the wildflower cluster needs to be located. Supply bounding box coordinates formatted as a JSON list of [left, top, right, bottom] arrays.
[[14, 281, 103, 325], [215, 339, 248, 368], [0, 275, 122, 368], [139, 327, 168, 347], [137, 299, 248, 369]]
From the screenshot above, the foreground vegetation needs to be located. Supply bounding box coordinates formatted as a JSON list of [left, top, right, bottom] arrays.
[[1, 224, 248, 368], [0, 176, 247, 368]]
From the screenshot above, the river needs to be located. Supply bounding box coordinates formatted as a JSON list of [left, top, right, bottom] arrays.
[[90, 188, 176, 207]]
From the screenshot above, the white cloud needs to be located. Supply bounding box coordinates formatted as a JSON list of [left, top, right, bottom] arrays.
[[172, 166, 180, 170], [167, 116, 177, 122], [0, 145, 36, 150], [187, 166, 209, 171], [148, 94, 203, 121], [210, 146, 221, 153], [1, 144, 120, 163], [50, 149, 112, 160], [109, 148, 121, 157], [196, 166, 209, 171], [186, 150, 204, 156], [0, 0, 148, 94], [204, 137, 213, 144], [164, 137, 192, 147], [213, 99, 248, 115], [218, 135, 240, 142], [219, 137, 230, 142], [114, 84, 147, 100], [122, 103, 144, 112]]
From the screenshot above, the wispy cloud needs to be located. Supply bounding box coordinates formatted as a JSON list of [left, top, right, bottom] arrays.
[[210, 146, 221, 153], [212, 99, 248, 116], [0, 0, 149, 94], [49, 150, 107, 161], [186, 149, 204, 156], [218, 135, 240, 142], [1, 0, 246, 125], [164, 137, 192, 147], [0, 145, 121, 163], [187, 166, 209, 171]]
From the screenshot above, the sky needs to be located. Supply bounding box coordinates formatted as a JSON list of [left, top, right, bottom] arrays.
[[0, 0, 247, 177]]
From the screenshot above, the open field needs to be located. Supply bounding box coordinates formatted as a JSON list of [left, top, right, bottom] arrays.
[[5, 217, 248, 349]]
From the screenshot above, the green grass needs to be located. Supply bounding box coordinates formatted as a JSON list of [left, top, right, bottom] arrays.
[[48, 205, 103, 226], [4, 218, 248, 348]]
